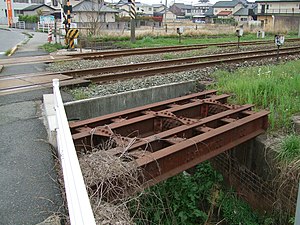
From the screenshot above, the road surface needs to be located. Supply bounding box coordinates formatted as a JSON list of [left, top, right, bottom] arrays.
[[0, 28, 25, 55]]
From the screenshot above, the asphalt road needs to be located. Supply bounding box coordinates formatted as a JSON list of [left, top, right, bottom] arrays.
[[0, 29, 69, 225], [0, 28, 26, 55]]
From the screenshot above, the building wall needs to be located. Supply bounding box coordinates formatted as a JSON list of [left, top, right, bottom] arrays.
[[213, 3, 243, 16], [234, 15, 252, 23], [164, 11, 177, 21], [257, 2, 300, 14], [274, 15, 300, 31], [153, 5, 165, 13], [136, 4, 153, 16], [257, 15, 273, 29], [73, 12, 116, 23], [192, 6, 210, 15]]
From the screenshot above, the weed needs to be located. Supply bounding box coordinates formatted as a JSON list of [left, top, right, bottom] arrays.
[[277, 134, 300, 163], [70, 89, 89, 100], [40, 43, 66, 53], [212, 60, 300, 131], [5, 49, 12, 56]]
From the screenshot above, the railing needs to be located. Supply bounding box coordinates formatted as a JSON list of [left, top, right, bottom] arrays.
[[53, 79, 96, 225], [258, 8, 300, 15], [38, 22, 54, 32], [14, 21, 25, 29]]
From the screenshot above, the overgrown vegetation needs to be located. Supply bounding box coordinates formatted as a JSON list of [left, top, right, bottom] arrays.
[[212, 60, 300, 131], [83, 31, 298, 48], [129, 162, 274, 225], [277, 134, 300, 163], [40, 43, 66, 53]]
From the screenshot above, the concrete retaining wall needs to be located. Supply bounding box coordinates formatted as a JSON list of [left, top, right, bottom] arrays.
[[64, 81, 200, 121]]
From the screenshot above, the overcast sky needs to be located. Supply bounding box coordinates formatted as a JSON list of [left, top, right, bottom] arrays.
[[134, 0, 256, 5]]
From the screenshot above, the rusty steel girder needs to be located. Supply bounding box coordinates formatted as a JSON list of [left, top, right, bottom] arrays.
[[70, 90, 268, 186]]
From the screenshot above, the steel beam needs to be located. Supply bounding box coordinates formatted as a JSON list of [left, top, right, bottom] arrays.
[[70, 91, 268, 186]]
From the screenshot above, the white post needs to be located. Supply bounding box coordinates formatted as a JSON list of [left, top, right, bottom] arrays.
[[295, 182, 300, 225]]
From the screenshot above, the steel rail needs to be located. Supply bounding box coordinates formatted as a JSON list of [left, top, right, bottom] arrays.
[[86, 47, 300, 83], [62, 46, 300, 78], [1, 46, 300, 95], [1, 38, 299, 66], [66, 38, 300, 58]]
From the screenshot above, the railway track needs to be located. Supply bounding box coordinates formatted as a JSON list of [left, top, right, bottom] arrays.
[[1, 46, 299, 95], [0, 38, 299, 66]]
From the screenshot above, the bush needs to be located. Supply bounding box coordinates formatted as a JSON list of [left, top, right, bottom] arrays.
[[18, 15, 39, 23]]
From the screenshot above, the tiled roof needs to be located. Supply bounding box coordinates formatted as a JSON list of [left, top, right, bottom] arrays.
[[22, 4, 55, 11], [217, 10, 233, 16], [213, 0, 240, 8], [233, 8, 249, 16]]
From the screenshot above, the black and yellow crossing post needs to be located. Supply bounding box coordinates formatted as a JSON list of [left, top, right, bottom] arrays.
[[66, 28, 79, 49], [128, 0, 136, 43], [63, 0, 75, 49]]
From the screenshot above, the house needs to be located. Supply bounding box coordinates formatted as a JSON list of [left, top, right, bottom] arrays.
[[164, 10, 177, 22], [22, 4, 56, 16], [204, 7, 214, 23], [72, 1, 119, 23], [192, 1, 213, 23], [212, 0, 244, 18], [233, 7, 254, 23], [255, 0, 300, 29], [153, 4, 166, 17], [170, 3, 193, 18], [135, 2, 153, 16], [115, 1, 154, 18]]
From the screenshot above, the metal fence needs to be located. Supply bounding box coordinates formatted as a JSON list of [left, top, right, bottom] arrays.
[[52, 79, 96, 225]]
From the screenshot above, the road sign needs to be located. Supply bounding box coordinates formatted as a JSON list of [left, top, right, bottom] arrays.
[[40, 15, 55, 24]]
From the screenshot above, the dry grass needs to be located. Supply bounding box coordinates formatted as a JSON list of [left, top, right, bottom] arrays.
[[77, 136, 145, 224]]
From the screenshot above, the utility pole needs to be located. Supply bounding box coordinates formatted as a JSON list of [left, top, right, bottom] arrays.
[[129, 0, 136, 42], [165, 0, 167, 33]]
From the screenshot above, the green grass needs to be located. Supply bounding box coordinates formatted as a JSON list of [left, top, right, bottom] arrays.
[[5, 49, 12, 56], [277, 134, 300, 163], [40, 43, 66, 53], [115, 33, 298, 48], [211, 60, 300, 131]]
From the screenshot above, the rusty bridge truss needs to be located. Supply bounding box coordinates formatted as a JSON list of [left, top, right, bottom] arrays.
[[70, 90, 268, 186]]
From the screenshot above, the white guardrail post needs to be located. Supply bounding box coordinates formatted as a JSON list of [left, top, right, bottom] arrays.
[[53, 79, 96, 225]]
